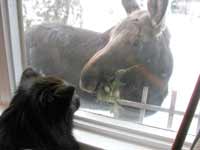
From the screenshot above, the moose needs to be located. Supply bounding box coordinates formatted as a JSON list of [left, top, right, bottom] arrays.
[[25, 0, 173, 117]]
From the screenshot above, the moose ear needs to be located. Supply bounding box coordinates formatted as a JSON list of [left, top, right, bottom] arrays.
[[148, 0, 168, 26], [122, 0, 139, 15]]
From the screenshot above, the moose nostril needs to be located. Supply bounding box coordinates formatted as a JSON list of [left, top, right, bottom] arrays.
[[80, 62, 101, 89]]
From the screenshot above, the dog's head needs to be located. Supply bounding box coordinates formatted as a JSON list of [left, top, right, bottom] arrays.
[[0, 68, 80, 148], [11, 68, 80, 124]]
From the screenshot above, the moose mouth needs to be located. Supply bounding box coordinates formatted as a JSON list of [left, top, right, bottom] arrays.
[[80, 64, 166, 103], [79, 71, 122, 102], [96, 80, 121, 103], [83, 65, 140, 102], [95, 65, 143, 102]]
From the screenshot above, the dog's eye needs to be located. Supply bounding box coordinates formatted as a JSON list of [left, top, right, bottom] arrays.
[[39, 91, 55, 105], [47, 95, 55, 103]]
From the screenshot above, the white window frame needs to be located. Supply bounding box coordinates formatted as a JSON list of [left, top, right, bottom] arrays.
[[0, 0, 196, 149], [0, 0, 24, 93]]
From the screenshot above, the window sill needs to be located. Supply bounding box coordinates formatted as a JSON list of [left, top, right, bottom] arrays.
[[74, 110, 193, 150], [74, 128, 153, 150]]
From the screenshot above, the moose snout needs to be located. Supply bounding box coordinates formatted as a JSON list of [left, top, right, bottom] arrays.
[[80, 73, 99, 93], [79, 66, 100, 93]]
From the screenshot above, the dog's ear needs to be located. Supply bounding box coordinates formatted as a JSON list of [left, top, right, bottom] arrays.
[[19, 68, 41, 89], [21, 68, 41, 81], [55, 85, 75, 104]]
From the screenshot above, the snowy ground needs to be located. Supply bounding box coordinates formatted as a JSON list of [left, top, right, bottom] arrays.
[[144, 13, 200, 135]]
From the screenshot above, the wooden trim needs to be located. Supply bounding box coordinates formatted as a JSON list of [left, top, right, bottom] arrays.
[[0, 4, 11, 104]]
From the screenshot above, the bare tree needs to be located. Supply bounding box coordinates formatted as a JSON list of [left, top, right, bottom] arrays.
[[22, 0, 83, 30]]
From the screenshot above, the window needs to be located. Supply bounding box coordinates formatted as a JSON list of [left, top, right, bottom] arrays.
[[1, 0, 200, 149]]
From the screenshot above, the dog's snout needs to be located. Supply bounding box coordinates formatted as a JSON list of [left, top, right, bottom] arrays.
[[71, 94, 80, 113], [74, 95, 80, 109]]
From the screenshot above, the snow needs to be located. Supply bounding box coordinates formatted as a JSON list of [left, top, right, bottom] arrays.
[[144, 14, 200, 135]]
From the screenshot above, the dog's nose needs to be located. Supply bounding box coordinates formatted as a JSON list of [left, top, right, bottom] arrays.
[[74, 95, 80, 109], [71, 95, 80, 113]]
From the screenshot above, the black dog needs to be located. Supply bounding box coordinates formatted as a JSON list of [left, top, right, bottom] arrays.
[[0, 68, 80, 150]]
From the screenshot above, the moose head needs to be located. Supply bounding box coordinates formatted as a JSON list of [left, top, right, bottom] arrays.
[[80, 0, 173, 105]]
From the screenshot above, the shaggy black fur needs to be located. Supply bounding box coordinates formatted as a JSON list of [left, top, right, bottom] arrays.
[[0, 68, 80, 150]]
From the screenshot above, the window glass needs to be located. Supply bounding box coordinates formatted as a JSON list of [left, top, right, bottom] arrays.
[[23, 0, 200, 136]]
